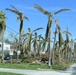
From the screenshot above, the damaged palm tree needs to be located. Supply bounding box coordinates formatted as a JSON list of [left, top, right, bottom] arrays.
[[0, 10, 6, 63], [52, 27, 57, 64], [55, 19, 64, 63], [37, 34, 44, 56], [33, 4, 52, 68], [33, 4, 71, 67], [6, 5, 29, 55], [63, 27, 72, 61], [27, 27, 43, 54]]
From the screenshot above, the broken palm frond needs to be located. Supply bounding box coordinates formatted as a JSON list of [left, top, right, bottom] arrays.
[[33, 27, 44, 32], [54, 8, 71, 15], [33, 4, 50, 15]]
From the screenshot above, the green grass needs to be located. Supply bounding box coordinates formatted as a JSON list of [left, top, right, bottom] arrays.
[[0, 63, 48, 70], [51, 62, 75, 70], [0, 62, 75, 70], [0, 72, 23, 75]]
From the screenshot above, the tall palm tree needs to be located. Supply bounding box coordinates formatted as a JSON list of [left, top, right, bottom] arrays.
[[5, 5, 29, 53], [0, 10, 6, 63], [33, 4, 71, 67], [63, 27, 72, 61], [55, 19, 64, 63], [52, 27, 57, 64]]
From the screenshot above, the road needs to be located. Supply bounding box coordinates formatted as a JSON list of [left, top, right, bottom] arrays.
[[0, 64, 76, 75]]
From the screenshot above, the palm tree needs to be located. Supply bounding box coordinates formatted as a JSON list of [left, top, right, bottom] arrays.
[[27, 27, 43, 56], [63, 27, 72, 61], [27, 27, 43, 52], [5, 5, 29, 53], [52, 27, 57, 64], [37, 34, 44, 56], [33, 4, 71, 67], [0, 10, 6, 63], [69, 39, 75, 61], [55, 19, 64, 63]]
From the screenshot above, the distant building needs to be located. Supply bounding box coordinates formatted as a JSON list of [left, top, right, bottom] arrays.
[[0, 42, 10, 56]]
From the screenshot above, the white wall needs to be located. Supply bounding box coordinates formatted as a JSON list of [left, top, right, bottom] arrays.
[[0, 42, 10, 51]]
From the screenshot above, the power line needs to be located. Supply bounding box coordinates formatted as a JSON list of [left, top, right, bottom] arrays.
[[6, 26, 19, 34]]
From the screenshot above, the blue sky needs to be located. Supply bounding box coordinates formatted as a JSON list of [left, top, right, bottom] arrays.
[[0, 0, 76, 40]]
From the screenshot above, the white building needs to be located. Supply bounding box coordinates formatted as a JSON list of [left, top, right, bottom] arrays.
[[0, 42, 10, 55]]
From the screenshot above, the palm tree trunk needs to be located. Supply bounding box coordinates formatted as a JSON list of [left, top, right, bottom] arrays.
[[48, 29, 51, 68], [19, 20, 23, 61], [52, 28, 57, 64], [1, 30, 4, 63]]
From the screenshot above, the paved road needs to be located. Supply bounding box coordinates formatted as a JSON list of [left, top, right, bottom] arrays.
[[0, 64, 76, 75], [66, 64, 76, 75], [0, 68, 71, 75]]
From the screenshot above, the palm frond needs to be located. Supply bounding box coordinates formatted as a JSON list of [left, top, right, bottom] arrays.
[[21, 34, 27, 37], [38, 35, 44, 40], [63, 31, 72, 36], [23, 16, 29, 21], [16, 17, 20, 21], [54, 8, 71, 15], [10, 5, 19, 11], [63, 26, 72, 36], [5, 8, 20, 15], [33, 27, 43, 32], [33, 4, 49, 15]]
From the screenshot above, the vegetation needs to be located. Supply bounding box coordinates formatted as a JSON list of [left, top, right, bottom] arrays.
[[0, 72, 23, 75], [0, 4, 76, 70], [0, 62, 75, 70], [51, 62, 74, 70], [0, 63, 48, 70], [0, 10, 6, 63], [6, 5, 29, 60]]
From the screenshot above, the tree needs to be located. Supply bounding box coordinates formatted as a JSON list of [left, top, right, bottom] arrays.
[[33, 4, 71, 67], [0, 10, 6, 62], [37, 34, 44, 56], [55, 19, 64, 63], [52, 27, 57, 64], [6, 5, 29, 53], [63, 27, 72, 61], [27, 27, 43, 56]]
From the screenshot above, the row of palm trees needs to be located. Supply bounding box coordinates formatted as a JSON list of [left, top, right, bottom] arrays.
[[0, 4, 76, 68]]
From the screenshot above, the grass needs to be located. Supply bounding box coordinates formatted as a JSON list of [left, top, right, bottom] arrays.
[[0, 62, 75, 70], [0, 63, 48, 70], [51, 62, 75, 70], [0, 72, 23, 75]]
